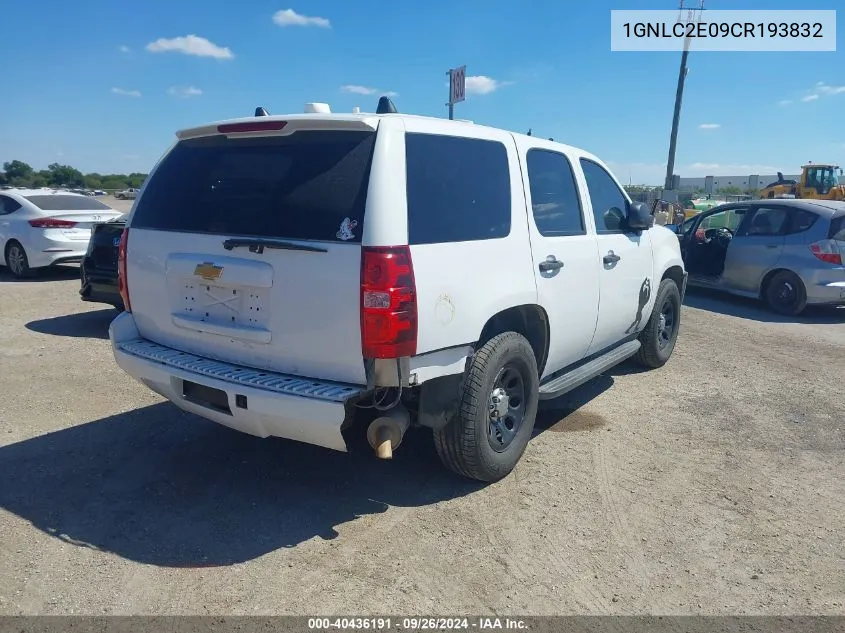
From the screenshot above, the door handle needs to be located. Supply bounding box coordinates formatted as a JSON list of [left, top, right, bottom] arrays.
[[538, 256, 563, 272], [603, 250, 621, 265]]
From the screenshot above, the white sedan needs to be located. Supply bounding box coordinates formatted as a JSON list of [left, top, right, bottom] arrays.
[[0, 189, 123, 278]]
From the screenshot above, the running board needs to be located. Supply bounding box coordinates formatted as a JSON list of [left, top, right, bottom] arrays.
[[538, 340, 641, 400]]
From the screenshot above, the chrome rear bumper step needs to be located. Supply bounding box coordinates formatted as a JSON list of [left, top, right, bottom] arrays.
[[116, 338, 364, 403]]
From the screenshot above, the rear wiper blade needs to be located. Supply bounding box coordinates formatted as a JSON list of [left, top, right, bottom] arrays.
[[222, 238, 327, 254]]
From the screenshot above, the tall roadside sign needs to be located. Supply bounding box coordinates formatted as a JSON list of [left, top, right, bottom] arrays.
[[447, 65, 466, 120]]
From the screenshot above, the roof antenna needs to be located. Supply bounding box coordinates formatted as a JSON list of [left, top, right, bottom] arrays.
[[527, 128, 532, 136], [376, 96, 398, 114], [255, 106, 269, 117]]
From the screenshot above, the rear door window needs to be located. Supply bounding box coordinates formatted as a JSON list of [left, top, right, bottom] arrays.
[[0, 195, 22, 215], [405, 133, 511, 245], [787, 208, 819, 234], [130, 130, 376, 243], [525, 148, 585, 236], [740, 206, 790, 236]]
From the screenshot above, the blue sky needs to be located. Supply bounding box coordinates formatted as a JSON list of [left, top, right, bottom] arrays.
[[0, 0, 842, 184]]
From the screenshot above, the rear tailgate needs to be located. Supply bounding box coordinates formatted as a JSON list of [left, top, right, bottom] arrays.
[[89, 220, 126, 268], [125, 122, 378, 385]]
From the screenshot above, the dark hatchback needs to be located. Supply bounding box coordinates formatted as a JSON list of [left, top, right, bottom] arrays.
[[80, 215, 126, 310]]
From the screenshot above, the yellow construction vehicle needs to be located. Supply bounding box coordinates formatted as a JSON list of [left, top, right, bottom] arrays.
[[759, 163, 845, 200]]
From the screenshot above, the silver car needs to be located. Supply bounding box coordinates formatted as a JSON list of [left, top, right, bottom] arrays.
[[665, 199, 845, 315]]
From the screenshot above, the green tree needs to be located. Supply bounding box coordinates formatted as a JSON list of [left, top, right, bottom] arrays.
[[30, 170, 52, 188], [3, 160, 34, 186], [47, 163, 85, 187]]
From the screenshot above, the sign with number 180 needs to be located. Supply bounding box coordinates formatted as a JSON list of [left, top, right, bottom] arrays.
[[449, 65, 466, 105]]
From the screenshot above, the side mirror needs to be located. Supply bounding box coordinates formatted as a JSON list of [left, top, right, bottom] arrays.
[[626, 201, 653, 231]]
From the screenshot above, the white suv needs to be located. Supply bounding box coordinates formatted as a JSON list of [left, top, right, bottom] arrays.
[[109, 99, 687, 482]]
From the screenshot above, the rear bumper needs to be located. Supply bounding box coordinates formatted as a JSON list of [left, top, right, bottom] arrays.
[[108, 312, 365, 452], [806, 280, 845, 306]]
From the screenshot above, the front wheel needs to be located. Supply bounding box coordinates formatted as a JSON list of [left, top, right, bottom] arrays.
[[634, 278, 682, 369], [433, 331, 539, 482]]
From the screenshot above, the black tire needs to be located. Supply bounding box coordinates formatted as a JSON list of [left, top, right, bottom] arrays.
[[433, 331, 539, 483], [634, 278, 682, 369], [764, 270, 807, 316], [5, 241, 32, 279]]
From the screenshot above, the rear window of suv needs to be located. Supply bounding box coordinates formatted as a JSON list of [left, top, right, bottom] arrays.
[[130, 130, 376, 243], [405, 133, 511, 245]]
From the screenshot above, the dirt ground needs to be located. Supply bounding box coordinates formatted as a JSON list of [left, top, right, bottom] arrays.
[[0, 232, 843, 615]]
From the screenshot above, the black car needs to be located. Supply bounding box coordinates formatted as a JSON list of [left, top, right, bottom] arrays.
[[80, 215, 126, 310]]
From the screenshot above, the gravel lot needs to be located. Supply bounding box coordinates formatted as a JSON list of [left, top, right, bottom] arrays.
[[0, 205, 843, 615]]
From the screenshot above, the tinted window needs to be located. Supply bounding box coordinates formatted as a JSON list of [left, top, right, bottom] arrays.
[[24, 195, 112, 211], [0, 195, 22, 215], [131, 131, 376, 243], [405, 133, 510, 245], [829, 215, 845, 241], [526, 149, 584, 236], [743, 207, 790, 236], [579, 159, 628, 234], [788, 208, 818, 234]]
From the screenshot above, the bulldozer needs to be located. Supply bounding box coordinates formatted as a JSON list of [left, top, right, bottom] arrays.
[[759, 163, 845, 201]]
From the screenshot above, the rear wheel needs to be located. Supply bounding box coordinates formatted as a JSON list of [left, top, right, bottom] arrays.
[[634, 278, 682, 369], [764, 270, 807, 316], [5, 241, 32, 279], [433, 332, 539, 482]]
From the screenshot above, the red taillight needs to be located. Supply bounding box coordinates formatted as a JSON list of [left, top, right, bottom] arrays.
[[29, 217, 77, 228], [809, 240, 843, 265], [360, 246, 417, 359], [217, 121, 287, 134], [117, 228, 131, 312]]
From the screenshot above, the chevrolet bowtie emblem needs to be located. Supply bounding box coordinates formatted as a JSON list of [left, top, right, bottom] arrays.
[[194, 262, 223, 281]]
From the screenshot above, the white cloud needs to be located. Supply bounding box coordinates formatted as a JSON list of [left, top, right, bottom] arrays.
[[146, 35, 233, 59], [465, 75, 511, 95], [272, 9, 331, 28], [816, 82, 845, 95], [698, 123, 720, 129], [119, 45, 130, 53], [341, 85, 376, 95], [168, 86, 203, 98], [792, 82, 845, 104], [777, 99, 792, 106], [340, 85, 398, 97], [111, 87, 141, 98]]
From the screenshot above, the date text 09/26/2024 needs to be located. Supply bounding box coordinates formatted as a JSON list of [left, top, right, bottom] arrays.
[[307, 617, 528, 630]]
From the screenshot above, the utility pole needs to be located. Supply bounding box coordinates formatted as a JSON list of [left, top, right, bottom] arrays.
[[664, 0, 704, 194]]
